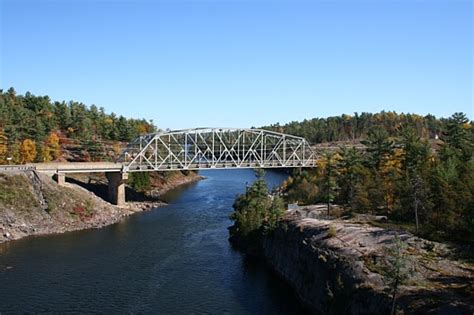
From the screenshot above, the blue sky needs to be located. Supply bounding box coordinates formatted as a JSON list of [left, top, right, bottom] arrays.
[[1, 0, 472, 129]]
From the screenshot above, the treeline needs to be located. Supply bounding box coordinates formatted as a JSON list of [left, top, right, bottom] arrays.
[[263, 111, 463, 143], [0, 88, 155, 163], [284, 113, 473, 244]]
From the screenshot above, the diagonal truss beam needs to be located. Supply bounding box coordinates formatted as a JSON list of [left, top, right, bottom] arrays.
[[118, 128, 318, 172]]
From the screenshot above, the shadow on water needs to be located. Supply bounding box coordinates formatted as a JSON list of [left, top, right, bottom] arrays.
[[232, 247, 310, 314]]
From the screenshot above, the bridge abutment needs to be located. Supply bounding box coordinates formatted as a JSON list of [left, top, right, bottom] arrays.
[[106, 172, 128, 206]]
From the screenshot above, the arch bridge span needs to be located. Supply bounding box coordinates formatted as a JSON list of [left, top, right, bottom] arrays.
[[118, 128, 318, 172]]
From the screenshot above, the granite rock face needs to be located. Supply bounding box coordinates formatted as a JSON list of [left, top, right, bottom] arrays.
[[261, 206, 474, 314]]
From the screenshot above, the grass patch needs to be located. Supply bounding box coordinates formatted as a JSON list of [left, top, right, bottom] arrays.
[[0, 174, 39, 208]]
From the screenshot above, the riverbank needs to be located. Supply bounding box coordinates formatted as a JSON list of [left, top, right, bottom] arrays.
[[242, 205, 473, 314], [0, 171, 203, 243]]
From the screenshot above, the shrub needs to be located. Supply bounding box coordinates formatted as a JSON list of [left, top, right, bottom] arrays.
[[327, 225, 337, 238]]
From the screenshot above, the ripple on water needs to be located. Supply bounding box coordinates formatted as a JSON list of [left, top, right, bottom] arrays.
[[0, 169, 306, 314]]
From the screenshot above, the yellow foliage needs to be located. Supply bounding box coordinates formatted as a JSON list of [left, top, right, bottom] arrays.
[[20, 139, 37, 163], [137, 123, 150, 134], [380, 148, 403, 211], [42, 132, 61, 162], [112, 142, 122, 156], [0, 129, 7, 164]]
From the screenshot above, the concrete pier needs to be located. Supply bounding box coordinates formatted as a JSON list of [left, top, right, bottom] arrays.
[[56, 173, 66, 186], [106, 172, 128, 206]]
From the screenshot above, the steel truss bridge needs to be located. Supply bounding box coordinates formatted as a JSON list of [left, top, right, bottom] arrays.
[[118, 128, 318, 172], [1, 128, 321, 205]]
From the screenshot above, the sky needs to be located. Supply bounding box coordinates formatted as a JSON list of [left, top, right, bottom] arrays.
[[1, 0, 472, 130]]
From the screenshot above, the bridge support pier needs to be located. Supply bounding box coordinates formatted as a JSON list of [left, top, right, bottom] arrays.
[[106, 172, 128, 206], [56, 173, 66, 186]]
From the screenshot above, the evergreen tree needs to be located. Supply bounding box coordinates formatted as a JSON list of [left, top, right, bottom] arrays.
[[318, 151, 339, 215], [337, 147, 364, 209], [230, 169, 284, 240], [442, 112, 472, 161]]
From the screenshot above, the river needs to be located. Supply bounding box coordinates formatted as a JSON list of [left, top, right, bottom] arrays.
[[0, 169, 306, 313]]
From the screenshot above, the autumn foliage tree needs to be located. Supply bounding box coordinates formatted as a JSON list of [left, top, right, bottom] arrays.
[[20, 139, 37, 163], [0, 128, 7, 163], [41, 132, 61, 162], [0, 88, 155, 164]]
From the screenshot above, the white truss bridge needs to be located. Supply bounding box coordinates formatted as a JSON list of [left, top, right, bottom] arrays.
[[118, 128, 318, 172]]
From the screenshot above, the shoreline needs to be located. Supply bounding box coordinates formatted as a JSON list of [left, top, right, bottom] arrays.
[[232, 205, 474, 314], [0, 171, 204, 244]]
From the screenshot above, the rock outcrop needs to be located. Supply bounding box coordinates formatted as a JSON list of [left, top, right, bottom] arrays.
[[262, 206, 474, 314], [0, 170, 203, 243]]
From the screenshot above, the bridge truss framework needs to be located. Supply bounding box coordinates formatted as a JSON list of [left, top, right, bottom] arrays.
[[118, 128, 318, 172]]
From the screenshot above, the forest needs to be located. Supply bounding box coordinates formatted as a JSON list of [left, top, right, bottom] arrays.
[[263, 111, 453, 143], [231, 112, 473, 246], [0, 88, 155, 163], [2, 88, 472, 244], [279, 112, 473, 244]]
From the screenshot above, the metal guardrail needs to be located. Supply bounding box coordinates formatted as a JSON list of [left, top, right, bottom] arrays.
[[0, 165, 37, 172]]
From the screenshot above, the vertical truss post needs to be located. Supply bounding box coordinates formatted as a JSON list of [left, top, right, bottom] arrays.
[[118, 128, 317, 171]]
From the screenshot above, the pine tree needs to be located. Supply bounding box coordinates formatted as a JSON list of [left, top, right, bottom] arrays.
[[362, 126, 394, 170], [397, 127, 432, 230], [442, 112, 472, 161], [229, 169, 283, 240], [318, 151, 339, 215], [337, 147, 364, 209]]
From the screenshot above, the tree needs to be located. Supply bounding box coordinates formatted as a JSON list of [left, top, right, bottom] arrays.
[[20, 139, 37, 163], [41, 132, 61, 162], [337, 147, 364, 209], [129, 172, 151, 191], [383, 236, 412, 315], [229, 169, 283, 241], [266, 196, 285, 230], [284, 169, 319, 204], [362, 126, 394, 170], [318, 151, 339, 215], [117, 115, 133, 141], [442, 112, 472, 161], [397, 127, 432, 231], [0, 128, 7, 164]]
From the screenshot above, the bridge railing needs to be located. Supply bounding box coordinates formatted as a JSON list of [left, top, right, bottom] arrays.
[[0, 165, 37, 172]]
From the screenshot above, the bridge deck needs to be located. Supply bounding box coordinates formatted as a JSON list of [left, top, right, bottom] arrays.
[[1, 161, 317, 174], [27, 162, 124, 173]]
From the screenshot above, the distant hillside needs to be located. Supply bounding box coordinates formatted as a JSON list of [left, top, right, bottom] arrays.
[[262, 111, 473, 144], [0, 88, 156, 163]]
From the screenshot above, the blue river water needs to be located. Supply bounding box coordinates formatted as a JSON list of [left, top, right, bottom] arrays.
[[0, 169, 306, 313]]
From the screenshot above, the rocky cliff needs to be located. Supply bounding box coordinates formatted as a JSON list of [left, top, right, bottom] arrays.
[[262, 206, 474, 314]]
